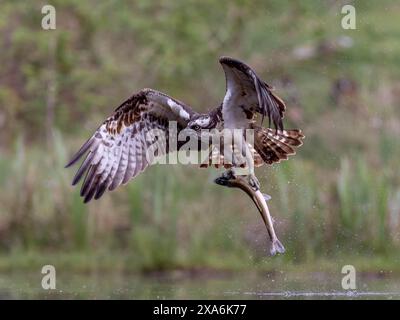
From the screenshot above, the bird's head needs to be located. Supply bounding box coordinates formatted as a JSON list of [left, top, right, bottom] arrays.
[[187, 114, 213, 132]]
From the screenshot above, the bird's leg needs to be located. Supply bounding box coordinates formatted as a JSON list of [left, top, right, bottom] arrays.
[[232, 134, 282, 254], [247, 173, 261, 191], [234, 130, 260, 191], [216, 129, 260, 191], [221, 168, 236, 180], [214, 168, 235, 185]]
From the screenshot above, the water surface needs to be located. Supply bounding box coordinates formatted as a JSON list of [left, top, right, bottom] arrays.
[[1, 271, 399, 299]]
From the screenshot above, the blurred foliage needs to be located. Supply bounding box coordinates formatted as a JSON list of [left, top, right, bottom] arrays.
[[0, 0, 400, 271]]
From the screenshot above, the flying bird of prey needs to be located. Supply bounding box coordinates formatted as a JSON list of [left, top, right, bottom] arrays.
[[66, 56, 304, 254]]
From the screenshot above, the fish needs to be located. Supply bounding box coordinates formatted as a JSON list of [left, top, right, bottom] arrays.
[[214, 172, 285, 255]]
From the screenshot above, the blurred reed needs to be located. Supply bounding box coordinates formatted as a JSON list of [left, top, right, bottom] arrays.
[[0, 129, 398, 270]]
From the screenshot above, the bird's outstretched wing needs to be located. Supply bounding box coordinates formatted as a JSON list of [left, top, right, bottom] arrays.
[[65, 88, 194, 203], [219, 56, 285, 130]]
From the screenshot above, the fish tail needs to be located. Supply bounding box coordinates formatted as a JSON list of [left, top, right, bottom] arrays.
[[270, 238, 286, 256]]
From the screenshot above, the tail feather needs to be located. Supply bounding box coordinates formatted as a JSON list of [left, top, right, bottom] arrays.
[[199, 127, 304, 168], [254, 126, 304, 165]]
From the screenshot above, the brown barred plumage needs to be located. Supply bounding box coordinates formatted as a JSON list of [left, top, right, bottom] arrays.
[[198, 127, 303, 169], [253, 126, 304, 165], [67, 57, 304, 204]]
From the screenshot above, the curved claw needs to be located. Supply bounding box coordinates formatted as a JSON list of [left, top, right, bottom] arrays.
[[247, 174, 260, 191], [214, 169, 236, 186]]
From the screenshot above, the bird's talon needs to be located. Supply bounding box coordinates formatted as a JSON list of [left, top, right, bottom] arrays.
[[222, 169, 236, 180], [214, 169, 236, 186], [247, 174, 260, 191]]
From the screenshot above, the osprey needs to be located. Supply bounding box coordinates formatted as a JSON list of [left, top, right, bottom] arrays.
[[66, 56, 304, 254]]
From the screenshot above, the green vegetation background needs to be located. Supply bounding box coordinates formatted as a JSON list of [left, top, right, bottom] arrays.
[[0, 0, 399, 273]]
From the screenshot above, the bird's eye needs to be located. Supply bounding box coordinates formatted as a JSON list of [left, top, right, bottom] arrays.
[[192, 125, 200, 131]]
